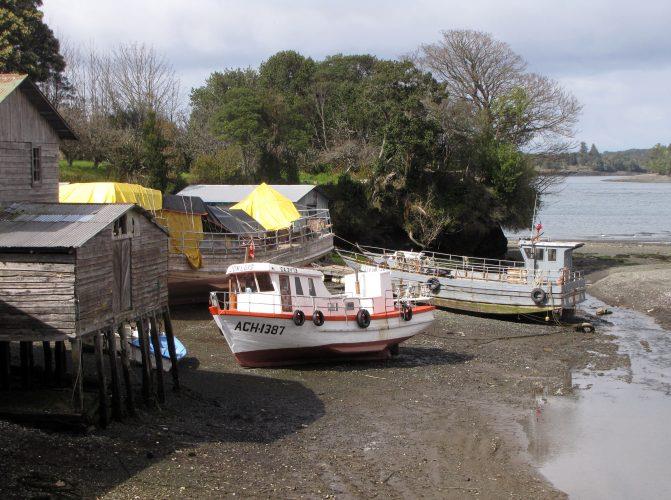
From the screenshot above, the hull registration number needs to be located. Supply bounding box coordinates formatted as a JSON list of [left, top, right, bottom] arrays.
[[234, 321, 285, 335]]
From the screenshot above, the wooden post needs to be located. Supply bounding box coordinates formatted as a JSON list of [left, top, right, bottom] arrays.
[[117, 323, 135, 416], [94, 331, 109, 428], [20, 341, 31, 389], [105, 327, 122, 421], [162, 308, 180, 391], [0, 342, 10, 390], [54, 341, 66, 386], [70, 338, 84, 413], [42, 341, 52, 384], [136, 317, 154, 403], [149, 313, 165, 404]]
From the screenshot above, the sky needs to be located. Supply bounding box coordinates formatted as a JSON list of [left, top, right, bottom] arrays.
[[42, 0, 671, 151]]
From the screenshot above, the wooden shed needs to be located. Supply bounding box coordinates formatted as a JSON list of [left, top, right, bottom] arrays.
[[0, 74, 76, 205], [0, 202, 178, 424]]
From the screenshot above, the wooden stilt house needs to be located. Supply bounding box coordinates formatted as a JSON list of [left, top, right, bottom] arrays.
[[0, 202, 178, 424]]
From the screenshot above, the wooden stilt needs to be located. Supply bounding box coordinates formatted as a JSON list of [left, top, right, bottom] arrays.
[[54, 341, 66, 386], [42, 341, 52, 384], [117, 323, 135, 416], [149, 313, 165, 404], [70, 338, 84, 413], [94, 331, 109, 428], [162, 308, 180, 391], [20, 341, 31, 389], [105, 327, 122, 421], [0, 342, 10, 390], [136, 317, 154, 403]]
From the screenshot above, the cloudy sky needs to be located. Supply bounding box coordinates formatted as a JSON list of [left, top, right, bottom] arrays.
[[42, 0, 671, 151]]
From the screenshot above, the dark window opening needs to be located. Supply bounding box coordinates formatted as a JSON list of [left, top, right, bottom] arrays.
[[308, 278, 316, 297], [237, 273, 257, 293], [548, 249, 557, 261], [256, 273, 274, 292], [31, 147, 41, 185], [294, 276, 304, 295], [113, 215, 129, 237]]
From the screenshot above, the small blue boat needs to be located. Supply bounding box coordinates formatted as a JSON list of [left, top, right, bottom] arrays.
[[130, 334, 187, 370]]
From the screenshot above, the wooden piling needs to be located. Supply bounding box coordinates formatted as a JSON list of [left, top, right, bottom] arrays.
[[136, 317, 154, 403], [149, 313, 165, 404], [20, 341, 31, 389], [42, 341, 52, 384], [105, 327, 122, 421], [70, 338, 84, 413], [94, 331, 109, 428], [117, 323, 135, 416], [54, 341, 66, 386], [162, 309, 180, 391], [0, 342, 10, 390]]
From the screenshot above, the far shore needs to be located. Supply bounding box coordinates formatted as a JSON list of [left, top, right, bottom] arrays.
[[604, 172, 671, 183]]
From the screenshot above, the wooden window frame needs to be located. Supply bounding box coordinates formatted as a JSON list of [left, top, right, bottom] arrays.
[[30, 146, 42, 186]]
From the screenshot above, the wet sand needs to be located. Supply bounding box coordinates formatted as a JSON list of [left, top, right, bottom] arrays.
[[0, 241, 668, 498]]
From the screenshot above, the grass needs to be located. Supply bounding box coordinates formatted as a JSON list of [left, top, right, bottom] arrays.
[[59, 160, 114, 183], [298, 171, 340, 185]]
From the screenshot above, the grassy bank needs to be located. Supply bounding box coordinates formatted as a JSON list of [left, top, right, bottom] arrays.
[[59, 160, 113, 183]]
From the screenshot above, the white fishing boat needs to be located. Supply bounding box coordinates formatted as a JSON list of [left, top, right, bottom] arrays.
[[208, 263, 435, 367], [338, 231, 586, 316]]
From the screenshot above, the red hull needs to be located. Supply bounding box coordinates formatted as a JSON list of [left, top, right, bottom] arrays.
[[234, 336, 412, 368]]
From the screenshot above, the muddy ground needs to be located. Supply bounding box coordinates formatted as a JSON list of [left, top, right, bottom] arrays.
[[0, 242, 668, 499]]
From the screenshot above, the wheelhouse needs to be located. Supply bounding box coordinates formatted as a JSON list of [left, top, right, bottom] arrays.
[[518, 240, 583, 276]]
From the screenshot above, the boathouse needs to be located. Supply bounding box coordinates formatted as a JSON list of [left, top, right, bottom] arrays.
[[0, 74, 76, 205], [178, 184, 330, 212], [0, 202, 177, 425]]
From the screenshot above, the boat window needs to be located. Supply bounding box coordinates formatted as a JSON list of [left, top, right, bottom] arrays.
[[523, 247, 533, 259], [535, 248, 544, 260], [548, 249, 557, 261], [308, 278, 317, 297], [294, 276, 304, 295], [256, 272, 274, 292], [237, 273, 257, 293]]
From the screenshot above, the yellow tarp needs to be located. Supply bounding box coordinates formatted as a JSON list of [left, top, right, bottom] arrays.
[[59, 182, 162, 211], [230, 183, 301, 231], [159, 210, 204, 270]]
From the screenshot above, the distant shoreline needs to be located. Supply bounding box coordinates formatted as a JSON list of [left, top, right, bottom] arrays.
[[604, 173, 671, 183]]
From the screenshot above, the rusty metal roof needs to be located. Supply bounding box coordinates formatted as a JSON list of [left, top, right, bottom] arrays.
[[0, 74, 77, 141], [0, 203, 142, 249]]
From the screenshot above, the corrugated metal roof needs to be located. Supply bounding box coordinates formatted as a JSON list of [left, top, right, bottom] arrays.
[[0, 73, 77, 140], [178, 184, 318, 203], [0, 203, 135, 249]]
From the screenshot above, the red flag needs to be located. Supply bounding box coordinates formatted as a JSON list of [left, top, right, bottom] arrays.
[[249, 238, 255, 260]]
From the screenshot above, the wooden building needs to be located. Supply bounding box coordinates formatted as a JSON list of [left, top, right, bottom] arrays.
[[0, 202, 178, 424], [0, 74, 76, 205]]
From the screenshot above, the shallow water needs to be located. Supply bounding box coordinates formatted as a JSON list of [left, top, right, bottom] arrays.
[[526, 296, 671, 499], [507, 176, 671, 242]]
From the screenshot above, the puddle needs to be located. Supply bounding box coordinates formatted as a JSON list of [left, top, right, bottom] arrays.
[[526, 295, 671, 499]]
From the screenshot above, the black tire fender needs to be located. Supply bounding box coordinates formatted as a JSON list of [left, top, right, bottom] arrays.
[[292, 310, 305, 326], [401, 305, 413, 321], [427, 277, 441, 293], [356, 309, 371, 328], [531, 288, 547, 305], [312, 310, 325, 327]]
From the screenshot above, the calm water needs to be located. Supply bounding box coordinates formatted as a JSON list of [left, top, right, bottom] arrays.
[[507, 176, 671, 242], [527, 296, 671, 499]]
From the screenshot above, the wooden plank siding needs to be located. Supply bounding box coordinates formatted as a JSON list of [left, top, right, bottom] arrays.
[[0, 254, 76, 340], [0, 87, 61, 204]]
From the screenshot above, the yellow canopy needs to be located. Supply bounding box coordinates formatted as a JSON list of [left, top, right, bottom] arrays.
[[59, 182, 162, 212], [230, 183, 301, 231], [159, 210, 204, 269]]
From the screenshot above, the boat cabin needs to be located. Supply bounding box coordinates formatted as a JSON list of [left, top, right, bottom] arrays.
[[518, 240, 584, 274], [220, 263, 394, 316]]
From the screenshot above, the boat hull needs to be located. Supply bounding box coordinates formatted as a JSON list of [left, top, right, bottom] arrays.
[[342, 257, 585, 316], [210, 306, 435, 367]]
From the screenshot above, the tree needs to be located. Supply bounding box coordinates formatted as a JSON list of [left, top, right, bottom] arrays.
[[647, 143, 671, 175], [588, 143, 603, 169], [418, 30, 581, 153], [0, 0, 65, 83], [577, 141, 589, 165]]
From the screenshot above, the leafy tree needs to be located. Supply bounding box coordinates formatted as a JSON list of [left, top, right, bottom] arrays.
[[0, 0, 65, 82], [646, 143, 671, 175], [189, 145, 246, 183]]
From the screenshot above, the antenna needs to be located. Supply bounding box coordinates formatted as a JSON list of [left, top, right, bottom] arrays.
[[530, 193, 538, 238]]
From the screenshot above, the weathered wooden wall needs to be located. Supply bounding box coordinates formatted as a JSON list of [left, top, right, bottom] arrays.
[[0, 89, 60, 204], [0, 253, 76, 341], [75, 211, 168, 335]]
